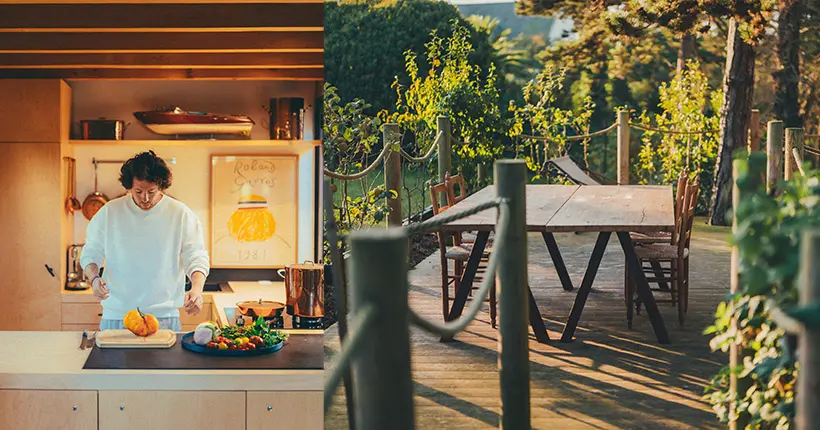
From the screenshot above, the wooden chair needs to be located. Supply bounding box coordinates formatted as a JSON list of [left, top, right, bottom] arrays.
[[625, 178, 699, 328], [629, 170, 689, 245], [430, 179, 497, 327]]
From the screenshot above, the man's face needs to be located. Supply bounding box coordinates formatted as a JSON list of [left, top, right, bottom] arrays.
[[130, 179, 163, 210]]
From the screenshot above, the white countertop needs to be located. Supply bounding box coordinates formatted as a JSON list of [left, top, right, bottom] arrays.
[[0, 331, 322, 391]]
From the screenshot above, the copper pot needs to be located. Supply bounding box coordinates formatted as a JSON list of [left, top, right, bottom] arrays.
[[236, 299, 285, 319], [280, 261, 324, 318]]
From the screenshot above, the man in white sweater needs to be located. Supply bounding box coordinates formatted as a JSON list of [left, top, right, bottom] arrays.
[[81, 151, 210, 331]]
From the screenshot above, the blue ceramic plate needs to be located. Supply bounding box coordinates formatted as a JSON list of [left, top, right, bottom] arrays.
[[180, 332, 284, 356]]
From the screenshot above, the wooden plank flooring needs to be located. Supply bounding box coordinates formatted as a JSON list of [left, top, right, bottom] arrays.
[[325, 222, 731, 429]]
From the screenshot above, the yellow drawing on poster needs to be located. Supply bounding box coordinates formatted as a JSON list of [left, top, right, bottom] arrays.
[[211, 155, 298, 268]]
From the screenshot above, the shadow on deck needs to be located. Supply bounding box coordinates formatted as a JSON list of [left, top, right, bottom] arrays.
[[325, 220, 731, 429]]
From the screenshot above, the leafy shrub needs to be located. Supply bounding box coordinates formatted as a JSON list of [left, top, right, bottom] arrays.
[[634, 61, 722, 214], [705, 152, 820, 428]]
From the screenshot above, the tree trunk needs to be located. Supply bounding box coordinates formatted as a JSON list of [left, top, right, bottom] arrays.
[[709, 18, 756, 226], [676, 32, 696, 74], [773, 0, 803, 128]]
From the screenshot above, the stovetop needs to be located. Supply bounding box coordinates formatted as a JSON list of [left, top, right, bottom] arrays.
[[223, 307, 323, 331]]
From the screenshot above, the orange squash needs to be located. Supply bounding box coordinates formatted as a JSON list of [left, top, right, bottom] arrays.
[[123, 307, 159, 337]]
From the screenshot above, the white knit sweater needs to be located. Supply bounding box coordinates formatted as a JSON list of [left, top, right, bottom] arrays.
[[80, 195, 210, 319]]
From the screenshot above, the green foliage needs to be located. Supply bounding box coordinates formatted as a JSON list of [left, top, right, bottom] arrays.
[[322, 83, 394, 235], [324, 0, 496, 116], [388, 19, 507, 188], [634, 61, 721, 214], [508, 66, 595, 181], [704, 152, 820, 428]]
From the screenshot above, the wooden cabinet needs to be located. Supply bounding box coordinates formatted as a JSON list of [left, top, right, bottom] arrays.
[[247, 391, 323, 430], [98, 391, 245, 430], [0, 80, 71, 143], [0, 141, 70, 330], [0, 390, 97, 430]]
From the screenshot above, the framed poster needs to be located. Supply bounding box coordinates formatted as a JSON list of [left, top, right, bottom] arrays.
[[210, 154, 299, 268]]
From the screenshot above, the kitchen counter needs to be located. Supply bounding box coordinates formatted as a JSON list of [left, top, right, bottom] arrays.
[[0, 331, 322, 392], [62, 280, 298, 329]]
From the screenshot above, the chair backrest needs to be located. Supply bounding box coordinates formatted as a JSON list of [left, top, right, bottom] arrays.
[[448, 173, 468, 205], [676, 178, 699, 254], [430, 179, 455, 215], [674, 170, 689, 220]]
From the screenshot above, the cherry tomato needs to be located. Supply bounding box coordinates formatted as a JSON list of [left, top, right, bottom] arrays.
[[206, 341, 217, 349], [246, 343, 256, 350], [217, 342, 228, 350]]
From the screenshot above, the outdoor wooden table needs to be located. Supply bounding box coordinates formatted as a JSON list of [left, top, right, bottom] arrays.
[[428, 184, 675, 344]]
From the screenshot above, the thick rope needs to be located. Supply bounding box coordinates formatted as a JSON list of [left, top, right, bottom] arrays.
[[517, 122, 618, 142], [323, 144, 391, 181], [792, 148, 806, 176], [403, 198, 504, 236], [400, 131, 442, 163], [805, 146, 820, 156], [630, 123, 719, 135], [408, 200, 509, 337], [323, 303, 378, 414]]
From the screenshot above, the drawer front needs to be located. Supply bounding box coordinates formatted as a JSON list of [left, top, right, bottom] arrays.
[[247, 391, 322, 430], [0, 390, 97, 430], [62, 323, 101, 332], [62, 303, 103, 325], [99, 391, 244, 430]]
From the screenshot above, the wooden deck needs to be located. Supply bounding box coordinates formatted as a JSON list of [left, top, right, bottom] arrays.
[[325, 221, 731, 429]]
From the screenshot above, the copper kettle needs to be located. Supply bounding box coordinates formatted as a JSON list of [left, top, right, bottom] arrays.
[[278, 261, 324, 318]]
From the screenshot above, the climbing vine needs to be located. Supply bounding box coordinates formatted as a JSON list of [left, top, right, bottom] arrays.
[[704, 152, 820, 428]]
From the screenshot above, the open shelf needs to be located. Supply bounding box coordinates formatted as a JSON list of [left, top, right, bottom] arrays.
[[70, 139, 322, 147]]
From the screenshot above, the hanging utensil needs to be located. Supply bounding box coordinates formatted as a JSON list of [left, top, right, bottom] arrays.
[[81, 159, 109, 220], [64, 158, 81, 213]]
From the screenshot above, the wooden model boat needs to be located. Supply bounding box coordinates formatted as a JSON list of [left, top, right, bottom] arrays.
[[133, 107, 254, 137]]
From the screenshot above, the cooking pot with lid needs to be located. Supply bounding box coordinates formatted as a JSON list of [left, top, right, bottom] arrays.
[[80, 118, 128, 140], [278, 261, 324, 318]]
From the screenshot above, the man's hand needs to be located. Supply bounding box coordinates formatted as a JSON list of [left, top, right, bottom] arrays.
[[184, 290, 203, 315], [91, 276, 109, 301]]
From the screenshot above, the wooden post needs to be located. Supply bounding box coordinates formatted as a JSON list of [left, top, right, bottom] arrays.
[[617, 110, 630, 185], [494, 159, 530, 430], [729, 160, 747, 429], [785, 127, 805, 181], [436, 116, 452, 204], [766, 120, 784, 193], [383, 123, 403, 227], [797, 229, 820, 430], [748, 109, 761, 153], [477, 163, 487, 184], [348, 227, 414, 430]]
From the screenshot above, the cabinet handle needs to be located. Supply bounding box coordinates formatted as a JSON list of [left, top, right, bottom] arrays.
[[120, 405, 125, 411], [73, 405, 78, 411], [44, 264, 55, 277], [267, 406, 272, 411]]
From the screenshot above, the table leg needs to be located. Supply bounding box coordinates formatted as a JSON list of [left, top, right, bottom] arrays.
[[560, 232, 610, 342], [617, 231, 670, 344], [542, 232, 574, 291], [528, 287, 550, 343], [441, 231, 489, 342]]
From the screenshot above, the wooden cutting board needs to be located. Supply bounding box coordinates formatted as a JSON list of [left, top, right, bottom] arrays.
[[95, 329, 177, 348]]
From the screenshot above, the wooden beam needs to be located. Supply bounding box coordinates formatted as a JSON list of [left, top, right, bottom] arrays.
[[0, 52, 323, 68], [0, 68, 325, 80], [0, 4, 323, 30], [0, 31, 324, 53]]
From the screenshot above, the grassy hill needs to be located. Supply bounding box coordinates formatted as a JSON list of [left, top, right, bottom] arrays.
[[453, 2, 554, 39]]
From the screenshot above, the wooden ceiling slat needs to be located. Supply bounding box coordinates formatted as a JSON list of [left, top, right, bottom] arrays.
[[0, 52, 323, 68], [0, 68, 325, 80], [0, 31, 324, 52], [0, 4, 323, 29]]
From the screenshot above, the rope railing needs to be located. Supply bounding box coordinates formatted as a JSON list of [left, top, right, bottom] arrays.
[[399, 131, 442, 163], [793, 148, 807, 176], [323, 143, 391, 181], [323, 192, 509, 416], [323, 303, 378, 413], [630, 123, 720, 135], [517, 122, 618, 142]]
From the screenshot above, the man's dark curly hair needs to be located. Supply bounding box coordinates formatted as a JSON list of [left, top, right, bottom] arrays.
[[119, 150, 172, 190]]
